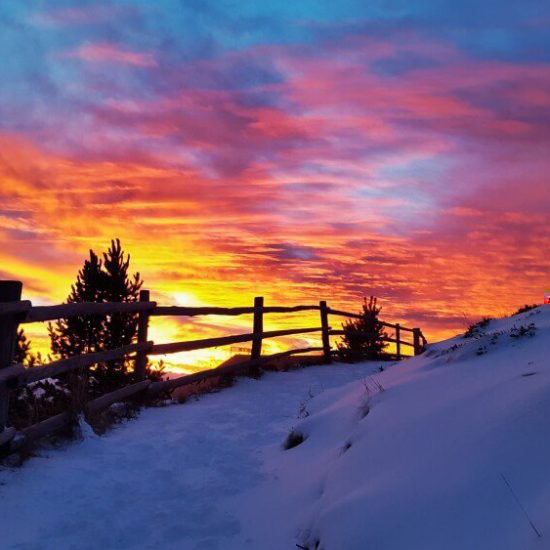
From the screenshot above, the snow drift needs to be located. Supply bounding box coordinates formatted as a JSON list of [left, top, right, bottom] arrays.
[[245, 305, 550, 549]]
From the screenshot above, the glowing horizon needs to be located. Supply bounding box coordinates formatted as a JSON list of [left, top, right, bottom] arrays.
[[1, 1, 549, 369]]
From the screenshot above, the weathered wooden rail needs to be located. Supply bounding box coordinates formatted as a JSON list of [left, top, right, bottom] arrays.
[[0, 281, 427, 453]]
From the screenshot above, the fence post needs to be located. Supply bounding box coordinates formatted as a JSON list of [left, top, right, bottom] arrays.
[[413, 328, 421, 356], [395, 323, 401, 359], [251, 296, 264, 362], [320, 300, 331, 363], [134, 289, 150, 381], [0, 281, 23, 438]]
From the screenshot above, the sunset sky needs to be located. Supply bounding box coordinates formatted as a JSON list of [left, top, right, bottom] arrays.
[[1, 1, 549, 369]]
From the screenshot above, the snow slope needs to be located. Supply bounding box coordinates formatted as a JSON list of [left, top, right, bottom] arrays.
[[1, 306, 549, 549], [265, 305, 550, 550]]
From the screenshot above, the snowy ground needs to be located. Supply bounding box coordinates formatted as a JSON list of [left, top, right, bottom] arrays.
[[0, 363, 376, 550], [1, 305, 549, 550]]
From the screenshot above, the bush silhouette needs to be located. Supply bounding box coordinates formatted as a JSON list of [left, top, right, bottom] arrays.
[[8, 329, 71, 431], [336, 296, 388, 362]]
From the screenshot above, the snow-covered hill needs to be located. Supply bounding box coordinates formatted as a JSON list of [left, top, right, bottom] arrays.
[[1, 306, 548, 549], [259, 305, 550, 550]]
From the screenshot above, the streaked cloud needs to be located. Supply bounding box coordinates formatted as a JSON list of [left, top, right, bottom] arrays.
[[63, 42, 158, 67]]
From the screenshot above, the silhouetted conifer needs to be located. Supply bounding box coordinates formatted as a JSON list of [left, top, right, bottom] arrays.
[[14, 328, 31, 365], [336, 296, 388, 362], [14, 328, 44, 368], [48, 239, 143, 395]]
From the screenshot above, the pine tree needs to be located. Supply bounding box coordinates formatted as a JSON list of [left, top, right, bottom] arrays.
[[14, 328, 31, 365], [48, 239, 143, 395], [14, 328, 44, 367], [336, 296, 388, 362]]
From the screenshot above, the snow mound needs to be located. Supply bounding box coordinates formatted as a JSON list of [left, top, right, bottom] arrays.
[[258, 305, 550, 549]]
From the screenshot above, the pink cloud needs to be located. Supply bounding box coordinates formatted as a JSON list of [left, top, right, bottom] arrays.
[[64, 42, 158, 68]]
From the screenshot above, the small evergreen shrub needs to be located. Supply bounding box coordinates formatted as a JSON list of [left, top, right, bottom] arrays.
[[464, 317, 493, 339], [336, 296, 389, 362], [513, 304, 539, 315], [510, 323, 536, 338]]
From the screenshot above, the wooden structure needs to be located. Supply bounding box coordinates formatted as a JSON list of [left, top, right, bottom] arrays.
[[0, 280, 427, 453]]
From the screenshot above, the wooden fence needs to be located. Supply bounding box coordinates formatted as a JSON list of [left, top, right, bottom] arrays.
[[0, 280, 427, 452]]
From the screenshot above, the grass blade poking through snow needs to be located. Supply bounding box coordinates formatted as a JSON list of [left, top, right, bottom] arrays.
[[500, 473, 542, 538]]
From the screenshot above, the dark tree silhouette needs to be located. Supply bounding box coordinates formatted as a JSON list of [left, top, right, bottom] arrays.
[[14, 328, 31, 365], [48, 239, 143, 395], [336, 296, 388, 362], [14, 328, 44, 368]]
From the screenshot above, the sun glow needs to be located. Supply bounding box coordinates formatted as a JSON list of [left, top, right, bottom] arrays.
[[172, 291, 204, 307], [147, 317, 235, 374]]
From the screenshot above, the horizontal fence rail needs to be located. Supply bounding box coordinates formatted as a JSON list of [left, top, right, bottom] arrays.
[[0, 300, 32, 318], [328, 330, 415, 347], [148, 346, 325, 395], [0, 279, 427, 455], [23, 301, 158, 323], [151, 304, 320, 317], [0, 301, 158, 323], [327, 308, 415, 332], [0, 342, 154, 389], [149, 327, 325, 355]]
